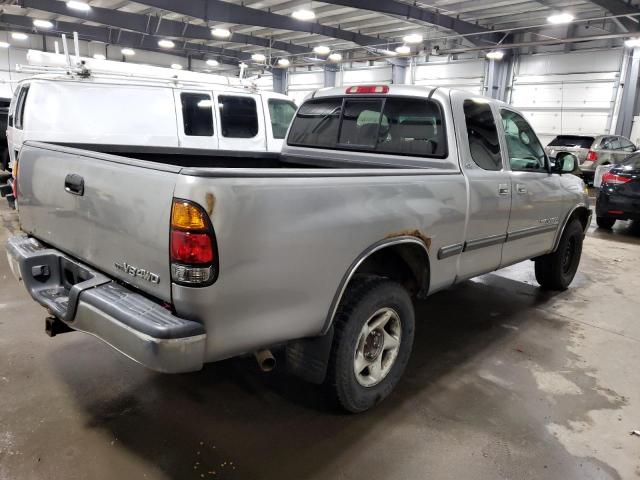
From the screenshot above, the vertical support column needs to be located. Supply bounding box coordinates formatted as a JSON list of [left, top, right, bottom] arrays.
[[324, 65, 338, 87], [391, 58, 408, 84], [272, 67, 287, 94], [485, 56, 513, 102], [615, 47, 640, 139]]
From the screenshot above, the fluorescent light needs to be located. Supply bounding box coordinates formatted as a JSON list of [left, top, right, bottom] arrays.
[[378, 49, 398, 56], [395, 45, 411, 55], [211, 28, 231, 38], [486, 50, 505, 60], [158, 39, 175, 49], [197, 99, 213, 108], [11, 32, 28, 40], [67, 1, 91, 11], [292, 9, 315, 21], [92, 53, 105, 60], [548, 12, 574, 24], [625, 38, 640, 48], [403, 33, 423, 44], [328, 52, 342, 62], [171, 63, 183, 70], [313, 45, 331, 55], [206, 59, 219, 67], [251, 53, 266, 62], [33, 19, 53, 29], [277, 58, 290, 67], [121, 47, 135, 56], [0, 42, 9, 48]]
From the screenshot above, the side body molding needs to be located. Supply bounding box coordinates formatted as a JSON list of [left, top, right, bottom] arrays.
[[320, 236, 430, 335]]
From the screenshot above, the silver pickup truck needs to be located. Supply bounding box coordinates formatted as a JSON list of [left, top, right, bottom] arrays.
[[6, 85, 590, 413]]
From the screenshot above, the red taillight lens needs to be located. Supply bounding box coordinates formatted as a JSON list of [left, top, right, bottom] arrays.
[[602, 172, 632, 185], [170, 230, 213, 264], [586, 150, 598, 162], [345, 85, 389, 94]]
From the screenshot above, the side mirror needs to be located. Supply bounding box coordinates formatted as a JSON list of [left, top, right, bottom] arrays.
[[557, 154, 578, 174]]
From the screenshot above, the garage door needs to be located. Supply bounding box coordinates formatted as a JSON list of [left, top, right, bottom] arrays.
[[413, 58, 485, 95], [510, 50, 623, 146]]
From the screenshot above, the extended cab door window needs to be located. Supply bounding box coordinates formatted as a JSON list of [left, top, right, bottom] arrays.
[[500, 109, 547, 172], [463, 99, 502, 171], [267, 99, 297, 139]]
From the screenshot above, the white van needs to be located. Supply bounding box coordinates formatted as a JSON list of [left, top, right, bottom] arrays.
[[6, 71, 297, 170]]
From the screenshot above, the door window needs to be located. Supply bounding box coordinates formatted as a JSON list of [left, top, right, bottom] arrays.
[[180, 93, 213, 136], [620, 138, 636, 152], [218, 95, 259, 138], [463, 100, 502, 171], [500, 110, 547, 172], [14, 84, 30, 130], [267, 99, 297, 139]]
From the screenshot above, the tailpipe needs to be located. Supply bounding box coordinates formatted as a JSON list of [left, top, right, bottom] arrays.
[[254, 349, 276, 372]]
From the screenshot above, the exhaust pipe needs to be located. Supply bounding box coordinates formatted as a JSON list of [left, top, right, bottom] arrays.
[[254, 349, 276, 372]]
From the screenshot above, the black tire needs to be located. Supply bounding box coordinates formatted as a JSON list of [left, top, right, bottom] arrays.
[[325, 276, 415, 413], [534, 220, 584, 291], [596, 216, 615, 230]]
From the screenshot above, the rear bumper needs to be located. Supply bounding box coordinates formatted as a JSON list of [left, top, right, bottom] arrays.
[[596, 191, 640, 221], [6, 234, 206, 373]]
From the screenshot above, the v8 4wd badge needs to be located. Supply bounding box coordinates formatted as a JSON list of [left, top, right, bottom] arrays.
[[114, 261, 160, 284]]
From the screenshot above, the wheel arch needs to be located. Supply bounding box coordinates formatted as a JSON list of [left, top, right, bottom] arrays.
[[552, 204, 591, 252], [320, 236, 430, 335]]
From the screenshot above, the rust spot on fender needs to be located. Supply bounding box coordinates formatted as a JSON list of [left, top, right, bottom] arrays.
[[205, 193, 216, 216], [385, 230, 432, 250]]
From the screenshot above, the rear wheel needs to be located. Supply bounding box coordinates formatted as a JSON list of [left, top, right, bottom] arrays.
[[325, 276, 415, 413], [596, 216, 615, 229], [535, 220, 583, 290]]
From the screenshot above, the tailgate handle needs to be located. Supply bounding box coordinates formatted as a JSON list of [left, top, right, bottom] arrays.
[[64, 174, 84, 196]]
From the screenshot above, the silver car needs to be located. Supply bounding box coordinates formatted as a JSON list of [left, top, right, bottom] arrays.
[[545, 134, 636, 182]]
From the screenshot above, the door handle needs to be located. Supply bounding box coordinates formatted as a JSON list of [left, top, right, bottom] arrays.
[[64, 174, 84, 196], [516, 184, 527, 194], [498, 184, 510, 195]]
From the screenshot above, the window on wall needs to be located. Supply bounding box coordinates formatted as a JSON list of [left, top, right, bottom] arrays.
[[180, 93, 213, 136], [218, 95, 259, 138], [500, 109, 547, 172], [267, 99, 297, 139], [463, 99, 502, 171], [287, 96, 447, 158]]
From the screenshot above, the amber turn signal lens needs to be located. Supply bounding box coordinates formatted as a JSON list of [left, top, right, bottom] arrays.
[[171, 200, 208, 230]]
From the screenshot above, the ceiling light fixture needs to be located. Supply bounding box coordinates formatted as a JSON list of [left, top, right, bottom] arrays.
[[403, 33, 423, 44], [211, 28, 231, 38], [328, 52, 342, 62], [33, 19, 54, 29], [625, 38, 640, 48], [251, 53, 266, 62], [292, 9, 315, 21], [206, 59, 219, 67], [313, 45, 331, 55], [11, 32, 28, 40], [158, 39, 175, 49], [395, 45, 411, 55], [0, 42, 9, 48], [93, 53, 106, 60], [67, 1, 91, 11], [486, 50, 505, 60], [121, 47, 135, 56], [547, 12, 574, 24], [277, 58, 290, 67], [171, 63, 183, 70]]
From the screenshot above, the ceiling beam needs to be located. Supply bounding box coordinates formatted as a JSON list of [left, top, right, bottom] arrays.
[[18, 0, 309, 55], [588, 0, 640, 32], [0, 12, 246, 65], [132, 0, 384, 47], [319, 0, 503, 46]]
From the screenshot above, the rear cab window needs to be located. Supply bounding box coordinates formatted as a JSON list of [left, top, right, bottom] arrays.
[[287, 96, 447, 158], [267, 99, 297, 139], [548, 135, 594, 149]]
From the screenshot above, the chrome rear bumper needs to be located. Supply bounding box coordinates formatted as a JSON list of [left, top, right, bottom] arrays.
[[6, 234, 206, 373]]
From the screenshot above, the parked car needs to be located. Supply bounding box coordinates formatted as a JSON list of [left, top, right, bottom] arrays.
[[595, 154, 640, 229], [0, 61, 297, 208], [545, 134, 636, 183], [6, 85, 591, 413], [0, 97, 10, 171]]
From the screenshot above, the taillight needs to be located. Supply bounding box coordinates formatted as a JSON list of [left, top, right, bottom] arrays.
[[170, 198, 218, 286], [586, 150, 598, 162], [345, 85, 389, 94], [602, 172, 632, 185]]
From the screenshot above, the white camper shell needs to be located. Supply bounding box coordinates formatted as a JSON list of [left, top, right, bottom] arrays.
[[6, 57, 297, 169]]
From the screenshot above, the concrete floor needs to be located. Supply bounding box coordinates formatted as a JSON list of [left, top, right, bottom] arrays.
[[1, 199, 639, 480]]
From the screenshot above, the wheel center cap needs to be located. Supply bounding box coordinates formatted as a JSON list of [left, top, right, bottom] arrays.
[[364, 329, 384, 361]]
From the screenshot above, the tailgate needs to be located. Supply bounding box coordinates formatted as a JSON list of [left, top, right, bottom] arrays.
[[16, 142, 180, 302]]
